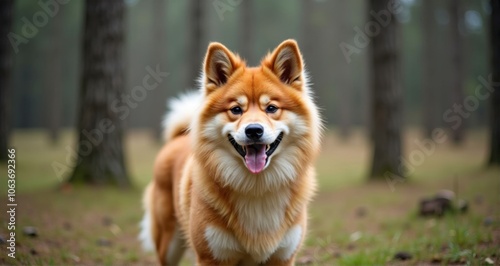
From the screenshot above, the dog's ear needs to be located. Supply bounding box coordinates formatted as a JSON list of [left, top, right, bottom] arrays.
[[203, 43, 240, 94], [265, 39, 304, 89]]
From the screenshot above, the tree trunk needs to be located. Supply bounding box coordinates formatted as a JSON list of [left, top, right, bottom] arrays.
[[300, 0, 313, 61], [334, 0, 352, 139], [449, 0, 465, 144], [421, 0, 438, 138], [301, 1, 329, 125], [187, 0, 203, 87], [152, 0, 167, 141], [69, 0, 130, 187], [240, 0, 253, 64], [368, 0, 403, 179], [0, 0, 13, 162], [488, 0, 500, 165], [46, 6, 63, 144]]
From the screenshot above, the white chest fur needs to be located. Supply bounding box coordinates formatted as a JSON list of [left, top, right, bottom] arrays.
[[232, 189, 291, 233], [204, 225, 302, 263], [273, 225, 303, 260], [204, 226, 242, 261]]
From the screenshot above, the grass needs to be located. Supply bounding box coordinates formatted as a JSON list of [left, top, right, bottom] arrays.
[[0, 129, 499, 265]]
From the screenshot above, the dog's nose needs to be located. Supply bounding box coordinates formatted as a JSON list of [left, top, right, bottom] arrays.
[[245, 124, 264, 141]]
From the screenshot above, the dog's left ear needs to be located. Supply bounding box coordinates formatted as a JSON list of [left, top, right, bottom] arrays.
[[266, 39, 304, 89], [203, 42, 241, 94]]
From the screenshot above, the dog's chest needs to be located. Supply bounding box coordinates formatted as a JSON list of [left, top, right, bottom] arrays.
[[232, 189, 291, 233], [204, 224, 302, 263]]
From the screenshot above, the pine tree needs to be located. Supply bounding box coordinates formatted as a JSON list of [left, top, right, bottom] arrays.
[[69, 0, 130, 186]]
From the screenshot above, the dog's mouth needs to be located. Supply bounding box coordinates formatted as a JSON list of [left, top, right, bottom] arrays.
[[228, 132, 284, 174]]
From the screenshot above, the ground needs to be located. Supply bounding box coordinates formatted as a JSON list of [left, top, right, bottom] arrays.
[[0, 129, 498, 265]]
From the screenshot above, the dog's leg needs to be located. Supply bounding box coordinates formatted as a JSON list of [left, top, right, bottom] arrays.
[[196, 257, 239, 266], [264, 257, 295, 266], [155, 219, 175, 265], [165, 225, 186, 265], [153, 184, 184, 265], [265, 223, 304, 266], [191, 223, 240, 266]]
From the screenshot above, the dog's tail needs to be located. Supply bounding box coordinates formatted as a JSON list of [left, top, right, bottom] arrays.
[[162, 91, 203, 142], [139, 183, 155, 252]]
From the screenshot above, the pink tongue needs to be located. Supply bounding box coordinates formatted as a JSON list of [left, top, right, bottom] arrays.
[[245, 145, 267, 174]]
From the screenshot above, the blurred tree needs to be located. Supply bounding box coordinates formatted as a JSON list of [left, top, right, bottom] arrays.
[[449, 0, 465, 144], [240, 0, 253, 63], [69, 0, 130, 186], [368, 0, 404, 179], [488, 0, 500, 166], [351, 0, 369, 129], [0, 0, 13, 161], [300, 0, 330, 124], [300, 0, 313, 65], [421, 0, 438, 138], [45, 5, 63, 144], [187, 0, 203, 87], [333, 0, 352, 138], [152, 0, 167, 141], [434, 2, 453, 130]]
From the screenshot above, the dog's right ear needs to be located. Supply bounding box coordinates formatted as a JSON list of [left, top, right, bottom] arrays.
[[203, 43, 240, 94]]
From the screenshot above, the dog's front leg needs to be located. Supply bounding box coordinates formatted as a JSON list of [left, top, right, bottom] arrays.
[[265, 256, 296, 266], [191, 225, 242, 266]]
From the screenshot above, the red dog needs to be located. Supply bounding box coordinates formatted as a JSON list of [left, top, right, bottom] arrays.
[[140, 39, 323, 265]]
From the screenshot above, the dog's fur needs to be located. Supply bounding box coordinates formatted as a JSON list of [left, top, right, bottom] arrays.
[[140, 40, 322, 265]]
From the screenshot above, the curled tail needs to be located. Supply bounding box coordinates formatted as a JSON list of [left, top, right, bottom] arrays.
[[162, 91, 203, 142]]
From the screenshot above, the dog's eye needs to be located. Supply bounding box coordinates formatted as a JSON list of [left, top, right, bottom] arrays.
[[230, 106, 243, 115], [266, 105, 278, 114]]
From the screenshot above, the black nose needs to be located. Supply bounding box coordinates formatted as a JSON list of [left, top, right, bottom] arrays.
[[245, 124, 264, 141]]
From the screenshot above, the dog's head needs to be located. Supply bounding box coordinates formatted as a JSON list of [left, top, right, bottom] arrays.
[[193, 40, 322, 189]]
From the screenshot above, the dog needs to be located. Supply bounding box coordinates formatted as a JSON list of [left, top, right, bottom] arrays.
[[139, 39, 322, 265]]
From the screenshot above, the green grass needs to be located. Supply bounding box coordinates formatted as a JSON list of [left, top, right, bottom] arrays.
[[0, 129, 499, 265]]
